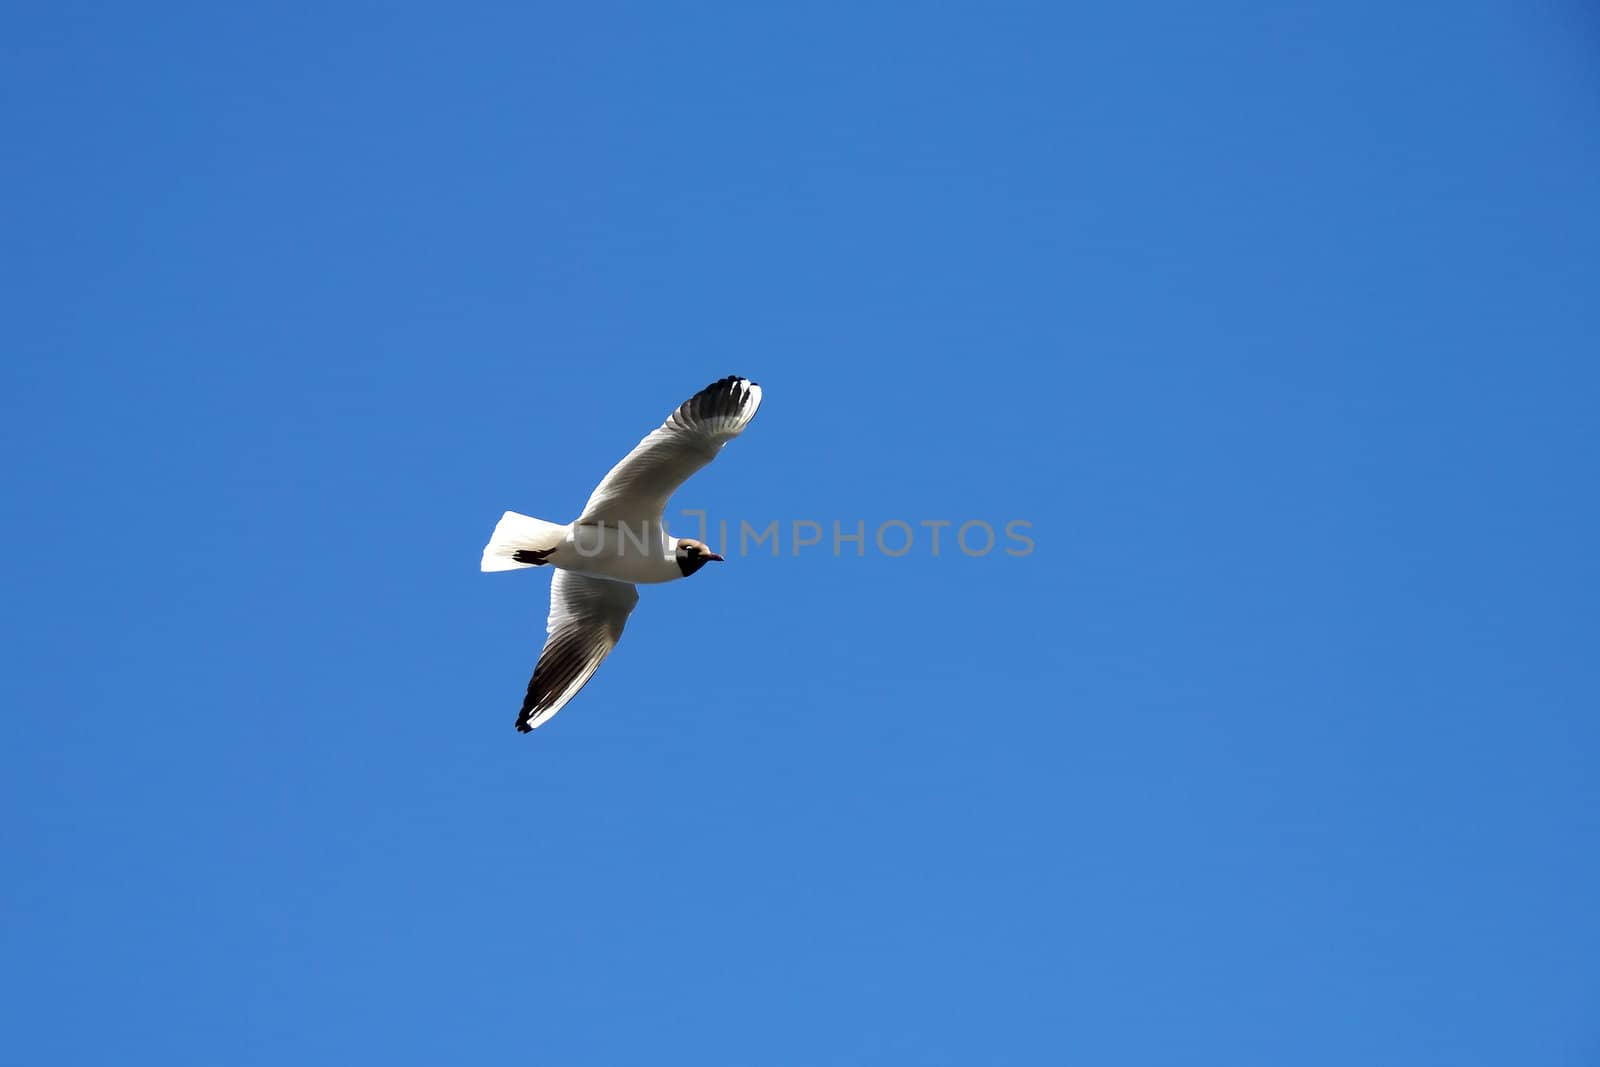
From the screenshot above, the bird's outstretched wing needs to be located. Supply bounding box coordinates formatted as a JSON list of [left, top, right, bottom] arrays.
[[517, 570, 639, 732], [577, 376, 762, 526]]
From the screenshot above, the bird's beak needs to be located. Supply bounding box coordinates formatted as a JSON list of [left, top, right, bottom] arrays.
[[705, 552, 725, 562]]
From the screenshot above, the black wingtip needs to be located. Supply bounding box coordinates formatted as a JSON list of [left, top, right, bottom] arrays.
[[515, 696, 537, 733], [674, 376, 757, 428]]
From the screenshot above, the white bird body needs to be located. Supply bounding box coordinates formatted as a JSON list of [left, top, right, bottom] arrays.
[[552, 521, 684, 585], [480, 375, 763, 732], [483, 515, 685, 585]]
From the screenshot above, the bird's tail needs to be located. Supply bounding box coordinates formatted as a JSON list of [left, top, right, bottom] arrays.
[[481, 511, 568, 572]]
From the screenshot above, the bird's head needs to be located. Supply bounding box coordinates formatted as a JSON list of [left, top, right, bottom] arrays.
[[674, 538, 725, 577]]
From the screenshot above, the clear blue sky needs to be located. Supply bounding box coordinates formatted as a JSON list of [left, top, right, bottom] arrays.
[[5, 3, 1597, 1064]]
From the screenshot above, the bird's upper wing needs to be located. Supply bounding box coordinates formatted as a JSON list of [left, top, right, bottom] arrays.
[[516, 570, 640, 732], [577, 376, 762, 525]]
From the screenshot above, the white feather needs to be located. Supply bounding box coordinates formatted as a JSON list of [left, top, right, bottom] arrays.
[[480, 511, 568, 572]]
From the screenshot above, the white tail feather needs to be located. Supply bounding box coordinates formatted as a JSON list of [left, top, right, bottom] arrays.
[[481, 511, 568, 572]]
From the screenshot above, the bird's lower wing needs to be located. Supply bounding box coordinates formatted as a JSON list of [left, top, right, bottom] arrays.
[[517, 571, 640, 732]]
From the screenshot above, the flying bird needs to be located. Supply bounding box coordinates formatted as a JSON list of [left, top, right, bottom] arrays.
[[481, 375, 763, 732]]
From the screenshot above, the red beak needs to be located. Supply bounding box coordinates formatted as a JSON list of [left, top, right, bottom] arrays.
[[705, 552, 725, 562]]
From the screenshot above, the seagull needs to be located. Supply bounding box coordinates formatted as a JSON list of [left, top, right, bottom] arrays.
[[481, 375, 763, 732]]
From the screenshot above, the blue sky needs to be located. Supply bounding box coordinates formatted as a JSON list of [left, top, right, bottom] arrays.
[[4, 3, 1598, 1064]]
